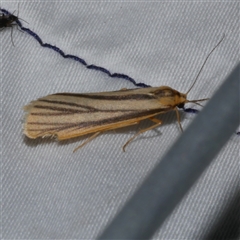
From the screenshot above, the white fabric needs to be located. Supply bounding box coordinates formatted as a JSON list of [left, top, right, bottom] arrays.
[[2, 2, 239, 239]]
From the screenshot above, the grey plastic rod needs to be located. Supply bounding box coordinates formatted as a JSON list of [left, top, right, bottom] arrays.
[[98, 63, 240, 239]]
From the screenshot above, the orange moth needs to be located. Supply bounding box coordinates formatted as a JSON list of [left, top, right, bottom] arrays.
[[23, 36, 224, 152]]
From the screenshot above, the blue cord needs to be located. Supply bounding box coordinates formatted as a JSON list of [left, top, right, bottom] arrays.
[[1, 7, 150, 88]]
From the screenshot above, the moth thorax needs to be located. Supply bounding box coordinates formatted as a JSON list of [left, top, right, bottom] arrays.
[[154, 87, 187, 108], [175, 91, 187, 106]]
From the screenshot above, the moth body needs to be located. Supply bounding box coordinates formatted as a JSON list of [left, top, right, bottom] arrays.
[[24, 86, 186, 142]]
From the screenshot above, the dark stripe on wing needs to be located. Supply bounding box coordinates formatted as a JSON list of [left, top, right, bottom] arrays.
[[54, 93, 156, 100], [39, 99, 97, 111], [30, 104, 137, 116], [27, 108, 169, 134]]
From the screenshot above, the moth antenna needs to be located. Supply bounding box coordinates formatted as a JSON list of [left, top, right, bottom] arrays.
[[185, 34, 225, 95], [18, 17, 29, 24], [191, 102, 204, 108], [186, 98, 209, 107], [187, 98, 209, 103], [16, 3, 29, 25]]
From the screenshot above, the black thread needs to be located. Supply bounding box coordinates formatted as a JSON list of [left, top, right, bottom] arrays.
[[1, 7, 150, 88], [183, 108, 199, 114]]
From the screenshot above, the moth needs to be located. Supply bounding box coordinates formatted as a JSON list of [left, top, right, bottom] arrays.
[[23, 36, 224, 152]]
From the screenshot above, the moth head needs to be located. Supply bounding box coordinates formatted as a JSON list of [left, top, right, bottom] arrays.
[[177, 102, 185, 109], [7, 14, 18, 22]]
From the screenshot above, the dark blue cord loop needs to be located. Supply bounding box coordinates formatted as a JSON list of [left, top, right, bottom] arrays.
[[87, 64, 111, 74], [65, 54, 87, 65], [22, 27, 43, 44], [183, 108, 199, 114]]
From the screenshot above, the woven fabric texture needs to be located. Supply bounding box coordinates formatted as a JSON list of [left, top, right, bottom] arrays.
[[1, 2, 239, 239]]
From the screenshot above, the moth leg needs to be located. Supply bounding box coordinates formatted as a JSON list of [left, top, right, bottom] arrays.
[[73, 132, 101, 153], [10, 26, 15, 46], [122, 117, 162, 152], [175, 107, 183, 132]]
